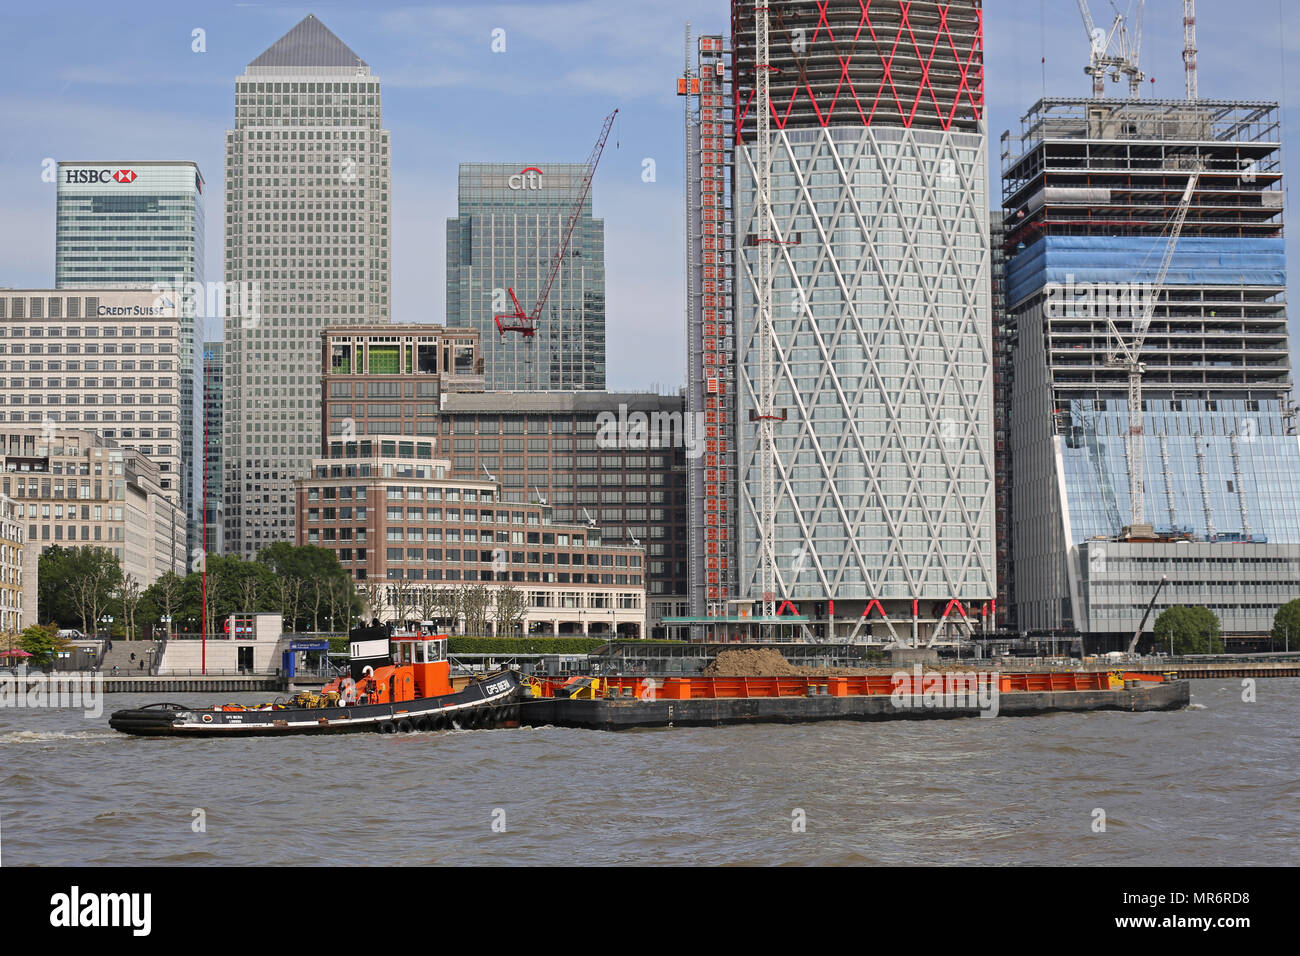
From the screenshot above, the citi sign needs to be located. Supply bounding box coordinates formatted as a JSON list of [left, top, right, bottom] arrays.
[[508, 167, 544, 190], [64, 168, 137, 184]]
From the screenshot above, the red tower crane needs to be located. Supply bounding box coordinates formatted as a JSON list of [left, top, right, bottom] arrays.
[[494, 108, 618, 338]]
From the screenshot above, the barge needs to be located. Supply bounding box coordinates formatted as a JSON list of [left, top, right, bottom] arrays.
[[520, 670, 1190, 730]]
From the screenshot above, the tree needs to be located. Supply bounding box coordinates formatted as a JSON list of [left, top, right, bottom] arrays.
[[19, 623, 67, 669], [493, 584, 528, 638], [65, 547, 123, 637], [362, 581, 382, 621], [1152, 605, 1223, 655], [432, 586, 460, 632], [325, 577, 355, 633], [310, 578, 324, 632], [36, 545, 81, 627], [459, 582, 491, 636], [387, 581, 416, 627], [1271, 599, 1300, 650], [258, 543, 358, 631], [118, 574, 142, 642], [39, 545, 122, 632], [144, 571, 185, 638], [416, 586, 438, 624], [275, 575, 303, 633]]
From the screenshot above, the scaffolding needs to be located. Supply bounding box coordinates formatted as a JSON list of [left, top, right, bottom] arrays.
[[683, 29, 737, 626]]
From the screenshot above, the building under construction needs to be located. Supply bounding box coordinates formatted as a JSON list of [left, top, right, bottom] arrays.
[[702, 0, 995, 645], [1002, 96, 1300, 644], [682, 31, 738, 628]]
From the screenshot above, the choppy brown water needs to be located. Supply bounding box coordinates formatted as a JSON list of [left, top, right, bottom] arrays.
[[0, 679, 1296, 866]]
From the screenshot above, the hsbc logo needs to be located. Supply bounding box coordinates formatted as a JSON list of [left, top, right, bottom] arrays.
[[64, 168, 137, 184], [507, 167, 543, 190]]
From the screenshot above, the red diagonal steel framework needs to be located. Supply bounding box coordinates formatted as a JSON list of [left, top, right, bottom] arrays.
[[734, 0, 985, 142]]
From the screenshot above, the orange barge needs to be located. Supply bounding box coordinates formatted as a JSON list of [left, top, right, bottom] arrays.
[[521, 670, 1188, 730]]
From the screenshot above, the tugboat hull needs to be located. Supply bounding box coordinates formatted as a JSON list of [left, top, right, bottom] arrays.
[[110, 671, 521, 737]]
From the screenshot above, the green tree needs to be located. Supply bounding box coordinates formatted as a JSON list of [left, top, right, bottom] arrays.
[[19, 623, 67, 669], [1152, 605, 1223, 655], [38, 545, 122, 629], [1271, 599, 1300, 650], [140, 571, 185, 637], [38, 546, 123, 635], [257, 543, 358, 631], [36, 545, 79, 626]]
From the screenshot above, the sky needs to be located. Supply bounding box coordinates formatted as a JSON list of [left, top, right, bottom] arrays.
[[1, 0, 1297, 390]]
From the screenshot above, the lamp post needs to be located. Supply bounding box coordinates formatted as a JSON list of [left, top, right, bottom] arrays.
[[100, 614, 113, 641], [160, 614, 172, 640]]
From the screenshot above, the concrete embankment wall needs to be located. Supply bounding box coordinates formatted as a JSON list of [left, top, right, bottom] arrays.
[[9, 675, 286, 694]]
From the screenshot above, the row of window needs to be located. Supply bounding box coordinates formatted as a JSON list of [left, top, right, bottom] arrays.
[[376, 566, 640, 586]]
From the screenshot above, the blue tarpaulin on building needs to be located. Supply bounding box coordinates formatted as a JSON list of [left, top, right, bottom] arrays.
[[1006, 236, 1286, 307]]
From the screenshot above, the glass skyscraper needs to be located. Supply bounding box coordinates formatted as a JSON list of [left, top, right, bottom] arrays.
[[446, 163, 606, 391], [55, 160, 204, 565], [728, 1, 994, 641], [223, 14, 391, 559]]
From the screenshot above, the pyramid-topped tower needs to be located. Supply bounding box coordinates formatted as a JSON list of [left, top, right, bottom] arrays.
[[222, 14, 390, 559]]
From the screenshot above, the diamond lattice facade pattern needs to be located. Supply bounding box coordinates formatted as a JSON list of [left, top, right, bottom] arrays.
[[735, 124, 995, 609]]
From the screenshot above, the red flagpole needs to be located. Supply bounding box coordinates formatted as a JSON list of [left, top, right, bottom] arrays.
[[200, 345, 207, 676]]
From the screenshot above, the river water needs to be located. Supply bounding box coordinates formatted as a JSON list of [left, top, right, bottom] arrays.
[[0, 679, 1295, 866]]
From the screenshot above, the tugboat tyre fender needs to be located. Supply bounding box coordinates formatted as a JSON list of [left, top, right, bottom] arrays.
[[377, 720, 397, 734], [396, 719, 414, 734]]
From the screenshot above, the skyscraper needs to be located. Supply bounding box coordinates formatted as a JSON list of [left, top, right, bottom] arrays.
[[1003, 96, 1300, 644], [203, 343, 223, 557], [446, 163, 606, 390], [223, 14, 391, 558], [55, 160, 204, 566], [727, 0, 994, 642]]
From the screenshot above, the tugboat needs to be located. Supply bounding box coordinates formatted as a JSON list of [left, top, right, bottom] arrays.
[[109, 622, 522, 737]]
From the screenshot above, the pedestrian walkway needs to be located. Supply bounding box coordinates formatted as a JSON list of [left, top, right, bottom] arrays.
[[99, 640, 164, 675]]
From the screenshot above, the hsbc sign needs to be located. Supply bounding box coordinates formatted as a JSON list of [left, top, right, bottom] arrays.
[[64, 168, 138, 184], [507, 167, 544, 190]]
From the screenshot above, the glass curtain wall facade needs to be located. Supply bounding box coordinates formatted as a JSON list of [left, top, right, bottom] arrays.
[[446, 164, 606, 391], [56, 160, 204, 567], [730, 1, 994, 639], [1003, 98, 1300, 639]]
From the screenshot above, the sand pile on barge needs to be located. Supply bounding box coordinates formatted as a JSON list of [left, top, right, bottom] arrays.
[[702, 648, 801, 677], [700, 648, 878, 677]]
